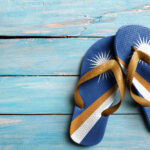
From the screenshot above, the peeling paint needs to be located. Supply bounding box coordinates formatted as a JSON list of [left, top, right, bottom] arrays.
[[91, 16, 102, 23], [56, 72, 75, 75], [43, 19, 92, 28], [4, 145, 12, 150], [88, 29, 115, 36], [144, 3, 150, 8], [16, 82, 53, 89], [42, 2, 150, 31], [42, 10, 49, 14], [0, 119, 21, 125], [104, 2, 150, 16], [43, 16, 105, 29], [24, 30, 50, 34]]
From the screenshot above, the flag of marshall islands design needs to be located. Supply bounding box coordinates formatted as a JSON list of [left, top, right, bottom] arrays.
[[70, 36, 121, 146], [115, 25, 150, 128]]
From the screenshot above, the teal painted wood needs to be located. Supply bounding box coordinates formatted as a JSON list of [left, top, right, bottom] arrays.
[[0, 76, 139, 114], [0, 38, 98, 75], [1, 1, 149, 149], [0, 0, 150, 36], [0, 115, 149, 150]]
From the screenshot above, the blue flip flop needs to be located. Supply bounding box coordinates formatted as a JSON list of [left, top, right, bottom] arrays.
[[115, 25, 150, 127], [70, 36, 125, 146]]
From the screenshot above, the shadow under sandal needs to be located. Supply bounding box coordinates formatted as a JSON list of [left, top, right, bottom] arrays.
[[115, 25, 150, 127], [70, 36, 125, 146]]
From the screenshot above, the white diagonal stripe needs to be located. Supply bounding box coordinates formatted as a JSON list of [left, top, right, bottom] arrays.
[[120, 63, 150, 101], [71, 89, 118, 144], [133, 78, 150, 101]]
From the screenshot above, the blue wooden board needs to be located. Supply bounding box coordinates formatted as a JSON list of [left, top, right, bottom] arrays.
[[0, 76, 138, 114], [0, 115, 149, 150], [0, 0, 150, 149], [0, 38, 97, 75], [0, 0, 150, 36]]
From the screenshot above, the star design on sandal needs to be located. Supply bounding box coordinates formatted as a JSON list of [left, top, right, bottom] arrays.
[[88, 51, 113, 82], [134, 34, 150, 65]]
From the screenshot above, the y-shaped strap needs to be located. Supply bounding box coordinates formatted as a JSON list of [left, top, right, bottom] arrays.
[[74, 59, 125, 116], [126, 46, 150, 106]]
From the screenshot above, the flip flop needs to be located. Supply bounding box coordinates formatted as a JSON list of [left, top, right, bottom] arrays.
[[115, 25, 150, 127], [70, 36, 125, 146]]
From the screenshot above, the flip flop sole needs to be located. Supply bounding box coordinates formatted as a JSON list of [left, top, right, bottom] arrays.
[[70, 36, 119, 146], [115, 25, 150, 127]]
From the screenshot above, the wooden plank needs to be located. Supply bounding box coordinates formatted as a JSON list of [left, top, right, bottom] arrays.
[[0, 115, 148, 150], [0, 38, 98, 75], [0, 0, 150, 36], [0, 76, 139, 114]]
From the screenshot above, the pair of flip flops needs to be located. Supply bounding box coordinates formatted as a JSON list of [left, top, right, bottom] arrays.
[[70, 25, 150, 146]]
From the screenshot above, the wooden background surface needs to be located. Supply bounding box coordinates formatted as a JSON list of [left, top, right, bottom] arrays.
[[0, 0, 150, 149]]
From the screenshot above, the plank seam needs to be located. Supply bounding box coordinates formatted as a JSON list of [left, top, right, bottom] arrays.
[[0, 35, 104, 39], [0, 75, 80, 77]]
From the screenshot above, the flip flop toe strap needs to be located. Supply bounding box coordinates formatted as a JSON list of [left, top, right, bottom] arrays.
[[74, 59, 125, 116], [126, 46, 150, 106]]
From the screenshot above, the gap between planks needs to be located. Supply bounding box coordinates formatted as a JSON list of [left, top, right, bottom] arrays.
[[0, 35, 104, 39], [0, 36, 139, 116], [0, 75, 79, 77], [0, 36, 102, 76]]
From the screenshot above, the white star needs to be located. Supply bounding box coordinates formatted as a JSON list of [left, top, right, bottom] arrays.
[[134, 34, 150, 64], [88, 51, 112, 82], [134, 34, 150, 55]]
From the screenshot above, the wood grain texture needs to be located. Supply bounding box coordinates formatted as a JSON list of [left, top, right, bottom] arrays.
[[0, 0, 150, 36], [0, 115, 149, 150], [1, 0, 149, 149], [0, 38, 97, 75], [0, 76, 139, 114]]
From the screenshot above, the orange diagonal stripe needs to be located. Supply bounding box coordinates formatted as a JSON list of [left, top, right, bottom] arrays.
[[70, 84, 117, 135], [134, 72, 150, 92], [117, 57, 150, 92]]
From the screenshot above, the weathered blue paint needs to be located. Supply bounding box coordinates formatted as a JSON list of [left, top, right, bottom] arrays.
[[0, 77, 137, 114], [0, 115, 149, 150], [0, 38, 97, 75], [0, 0, 149, 149], [0, 0, 150, 36]]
